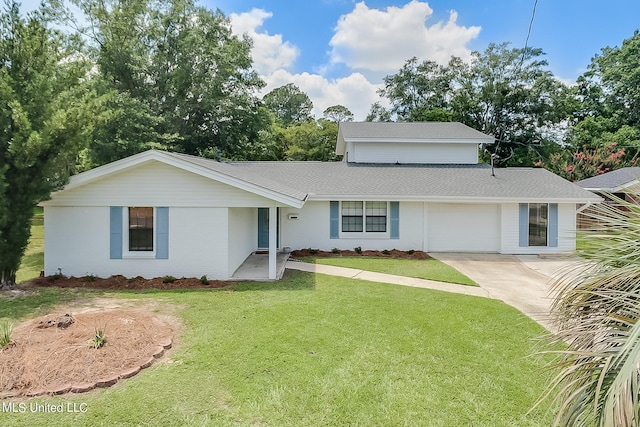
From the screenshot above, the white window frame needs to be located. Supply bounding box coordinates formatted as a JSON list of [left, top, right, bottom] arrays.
[[123, 207, 156, 259], [339, 201, 389, 238]]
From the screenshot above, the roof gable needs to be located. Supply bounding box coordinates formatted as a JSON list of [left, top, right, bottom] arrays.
[[336, 122, 495, 155], [47, 150, 306, 208]]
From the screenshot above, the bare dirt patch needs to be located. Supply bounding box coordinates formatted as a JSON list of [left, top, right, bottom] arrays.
[[0, 299, 179, 398]]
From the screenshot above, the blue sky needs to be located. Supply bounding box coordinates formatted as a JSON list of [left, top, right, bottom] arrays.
[[19, 0, 640, 120], [206, 0, 640, 119]]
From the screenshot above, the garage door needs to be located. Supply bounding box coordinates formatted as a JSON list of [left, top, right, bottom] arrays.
[[427, 203, 500, 252]]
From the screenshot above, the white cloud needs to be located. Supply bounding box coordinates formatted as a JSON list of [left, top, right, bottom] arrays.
[[229, 9, 299, 75], [329, 1, 481, 77], [262, 70, 381, 121]]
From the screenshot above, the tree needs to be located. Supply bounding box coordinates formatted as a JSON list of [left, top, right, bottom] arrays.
[[374, 44, 574, 166], [282, 120, 340, 161], [322, 105, 353, 124], [0, 2, 93, 289], [542, 192, 640, 426], [262, 83, 313, 126], [74, 0, 266, 162]]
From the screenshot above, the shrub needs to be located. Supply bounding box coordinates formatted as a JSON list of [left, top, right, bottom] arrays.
[[200, 275, 209, 285], [0, 320, 13, 348], [92, 327, 107, 349], [309, 248, 319, 255], [84, 274, 97, 282], [331, 248, 340, 254], [354, 246, 362, 254], [162, 275, 176, 284], [382, 249, 390, 255], [407, 249, 415, 255]]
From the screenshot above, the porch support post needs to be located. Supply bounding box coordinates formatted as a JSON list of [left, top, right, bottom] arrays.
[[269, 206, 277, 279]]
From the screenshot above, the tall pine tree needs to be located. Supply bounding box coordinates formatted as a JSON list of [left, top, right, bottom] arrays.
[[0, 1, 92, 289]]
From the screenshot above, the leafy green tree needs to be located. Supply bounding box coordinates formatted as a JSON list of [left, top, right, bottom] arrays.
[[262, 83, 314, 126], [365, 101, 392, 122], [566, 31, 640, 164], [74, 0, 266, 162], [374, 44, 573, 166], [543, 192, 640, 426], [322, 105, 353, 124], [378, 57, 457, 122], [283, 120, 340, 161], [0, 1, 93, 289]]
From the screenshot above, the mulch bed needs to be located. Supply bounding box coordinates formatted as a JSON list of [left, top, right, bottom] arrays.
[[24, 249, 428, 290], [290, 248, 430, 259], [28, 275, 232, 290], [0, 307, 176, 398]]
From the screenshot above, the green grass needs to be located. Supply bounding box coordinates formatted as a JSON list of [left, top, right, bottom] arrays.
[[16, 212, 44, 283], [1, 271, 555, 426], [301, 256, 478, 286]]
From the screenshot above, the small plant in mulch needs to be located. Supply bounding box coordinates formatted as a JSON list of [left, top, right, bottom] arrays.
[[84, 274, 97, 282], [382, 249, 391, 255], [309, 248, 319, 255], [91, 327, 107, 349], [331, 248, 341, 254], [0, 319, 13, 348], [162, 275, 176, 284], [354, 246, 362, 254], [200, 275, 209, 285]]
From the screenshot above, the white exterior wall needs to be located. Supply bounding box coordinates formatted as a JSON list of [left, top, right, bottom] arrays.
[[280, 201, 424, 251], [44, 206, 230, 279], [45, 161, 278, 207], [346, 141, 478, 164], [426, 203, 501, 252], [500, 203, 577, 254], [228, 208, 257, 276]]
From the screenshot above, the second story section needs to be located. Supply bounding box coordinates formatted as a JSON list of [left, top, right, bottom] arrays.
[[336, 122, 495, 165]]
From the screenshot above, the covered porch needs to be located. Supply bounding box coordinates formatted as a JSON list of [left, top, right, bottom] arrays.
[[231, 252, 290, 281]]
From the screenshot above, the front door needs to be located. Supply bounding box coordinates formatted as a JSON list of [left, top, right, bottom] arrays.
[[257, 208, 280, 249]]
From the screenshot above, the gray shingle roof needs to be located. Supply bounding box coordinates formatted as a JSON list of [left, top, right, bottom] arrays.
[[161, 153, 599, 203], [576, 167, 640, 191]]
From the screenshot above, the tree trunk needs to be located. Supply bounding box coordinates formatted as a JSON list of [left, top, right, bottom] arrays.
[[0, 270, 16, 290]]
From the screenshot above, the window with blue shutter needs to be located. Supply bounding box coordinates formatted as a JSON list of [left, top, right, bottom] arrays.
[[156, 207, 169, 259], [110, 206, 123, 259]]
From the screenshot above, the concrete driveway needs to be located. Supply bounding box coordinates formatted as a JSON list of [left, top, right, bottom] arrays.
[[429, 253, 583, 332]]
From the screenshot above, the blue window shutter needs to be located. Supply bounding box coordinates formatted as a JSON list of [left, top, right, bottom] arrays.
[[519, 203, 529, 247], [110, 206, 123, 259], [330, 201, 339, 239], [390, 201, 399, 239], [549, 203, 558, 247], [156, 207, 169, 259]]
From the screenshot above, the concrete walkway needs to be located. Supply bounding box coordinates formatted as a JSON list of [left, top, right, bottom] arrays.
[[285, 260, 491, 298], [286, 254, 583, 333]]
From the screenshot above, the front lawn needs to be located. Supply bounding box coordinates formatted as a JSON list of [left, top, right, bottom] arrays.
[[301, 255, 478, 286], [1, 272, 554, 426]]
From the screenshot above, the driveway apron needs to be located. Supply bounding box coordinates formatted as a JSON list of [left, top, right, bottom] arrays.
[[429, 253, 579, 333]]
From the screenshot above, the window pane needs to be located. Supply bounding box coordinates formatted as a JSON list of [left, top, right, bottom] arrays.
[[365, 201, 387, 232], [129, 207, 154, 251], [366, 216, 387, 232], [529, 203, 548, 246], [342, 216, 363, 232], [342, 201, 363, 216]]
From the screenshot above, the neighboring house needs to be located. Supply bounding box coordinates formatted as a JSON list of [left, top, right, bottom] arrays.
[[575, 167, 640, 228], [42, 122, 600, 280]]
